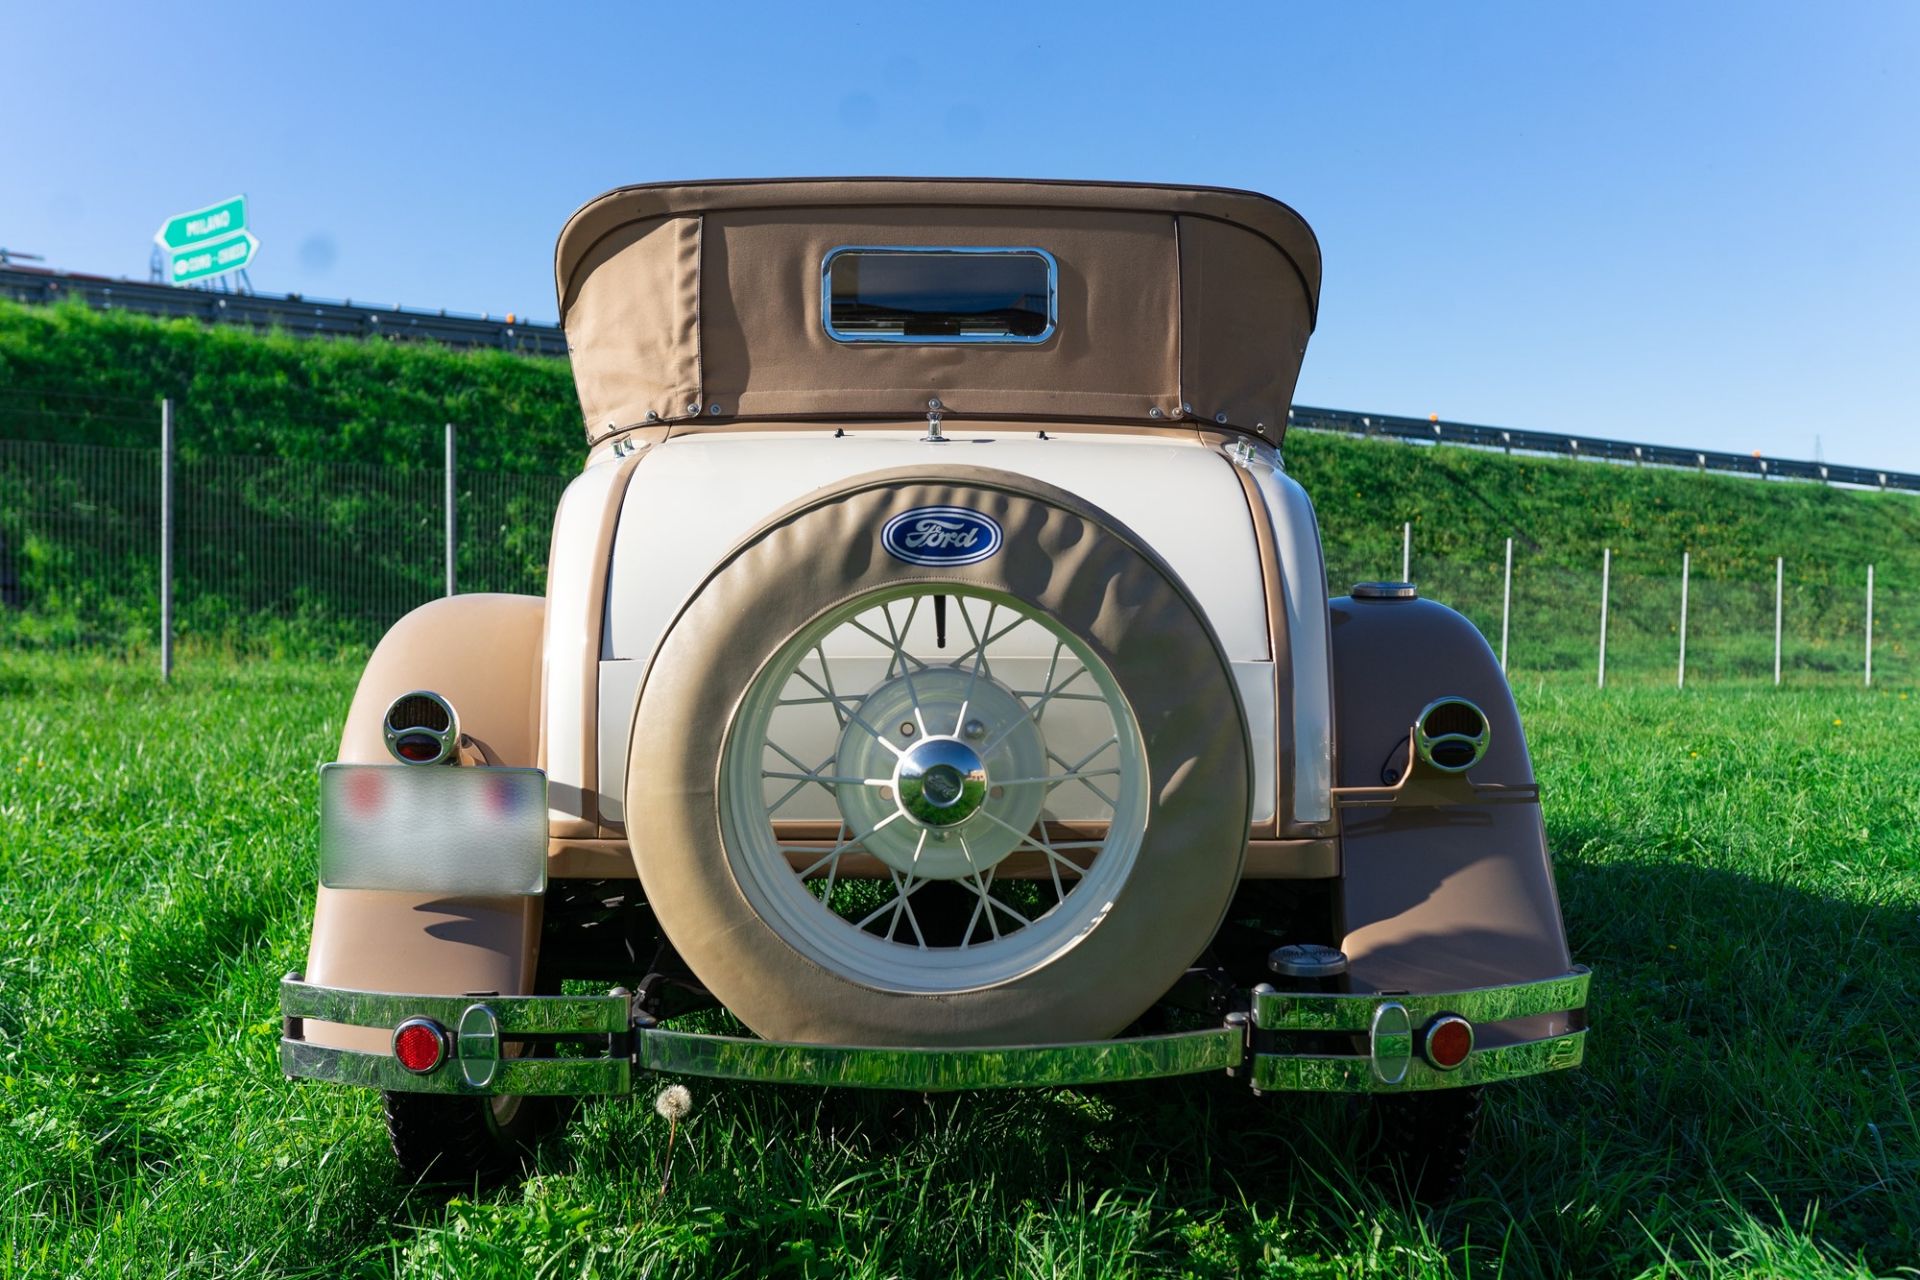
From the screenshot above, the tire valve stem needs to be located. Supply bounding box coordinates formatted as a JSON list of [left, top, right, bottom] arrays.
[[934, 594, 948, 649]]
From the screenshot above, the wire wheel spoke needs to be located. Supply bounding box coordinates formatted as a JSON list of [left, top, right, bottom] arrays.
[[880, 597, 930, 734], [1044, 737, 1121, 807], [983, 656, 1089, 757], [760, 740, 858, 812], [787, 812, 900, 882], [974, 807, 1096, 880], [789, 665, 903, 758], [811, 644, 848, 728]]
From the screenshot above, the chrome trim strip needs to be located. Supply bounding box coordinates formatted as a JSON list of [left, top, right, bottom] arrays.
[[280, 976, 629, 1035], [821, 245, 1059, 345], [1254, 1030, 1586, 1093], [1253, 967, 1590, 1033], [633, 1025, 1242, 1091], [281, 1039, 629, 1096]]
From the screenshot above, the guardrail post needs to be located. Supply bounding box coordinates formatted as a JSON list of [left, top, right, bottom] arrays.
[[1598, 547, 1611, 689], [1501, 537, 1513, 672], [160, 398, 175, 681], [444, 423, 457, 598], [1864, 565, 1874, 687], [1401, 522, 1411, 582], [1677, 551, 1690, 689], [1774, 556, 1783, 686]]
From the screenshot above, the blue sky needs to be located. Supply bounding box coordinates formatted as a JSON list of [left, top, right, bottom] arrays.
[[4, 2, 1917, 468]]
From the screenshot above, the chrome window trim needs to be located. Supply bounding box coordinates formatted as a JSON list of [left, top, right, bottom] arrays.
[[821, 245, 1059, 345]]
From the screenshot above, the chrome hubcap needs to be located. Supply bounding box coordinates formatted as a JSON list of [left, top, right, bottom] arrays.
[[896, 736, 988, 827]]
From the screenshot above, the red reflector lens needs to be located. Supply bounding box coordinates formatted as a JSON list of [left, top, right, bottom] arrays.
[[393, 1020, 447, 1073], [396, 735, 440, 762], [1425, 1016, 1474, 1070]]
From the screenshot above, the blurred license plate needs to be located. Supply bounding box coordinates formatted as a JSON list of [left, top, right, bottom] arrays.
[[319, 763, 547, 896]]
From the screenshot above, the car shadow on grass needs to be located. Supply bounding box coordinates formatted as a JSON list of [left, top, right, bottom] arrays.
[[359, 852, 1916, 1275]]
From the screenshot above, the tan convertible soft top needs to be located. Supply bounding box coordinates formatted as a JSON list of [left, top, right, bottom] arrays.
[[555, 179, 1321, 446]]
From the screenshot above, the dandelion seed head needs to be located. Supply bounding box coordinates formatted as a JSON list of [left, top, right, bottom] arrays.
[[655, 1083, 693, 1121]]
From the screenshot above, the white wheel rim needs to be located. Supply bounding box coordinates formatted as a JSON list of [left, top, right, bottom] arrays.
[[720, 586, 1148, 994]]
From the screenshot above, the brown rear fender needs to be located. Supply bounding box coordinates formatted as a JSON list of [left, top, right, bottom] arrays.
[[303, 593, 546, 1053], [1330, 595, 1574, 1044]]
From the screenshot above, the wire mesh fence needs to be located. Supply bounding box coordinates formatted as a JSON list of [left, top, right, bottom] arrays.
[[0, 418, 567, 658], [1326, 536, 1902, 688], [0, 438, 161, 650], [0, 409, 1910, 686]]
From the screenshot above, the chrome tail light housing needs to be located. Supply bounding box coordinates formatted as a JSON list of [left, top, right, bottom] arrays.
[[383, 690, 459, 765], [1414, 697, 1489, 773]]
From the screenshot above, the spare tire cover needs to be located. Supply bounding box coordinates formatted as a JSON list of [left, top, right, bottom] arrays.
[[625, 465, 1251, 1045]]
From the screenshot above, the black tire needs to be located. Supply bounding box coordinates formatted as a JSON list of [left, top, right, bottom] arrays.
[[1362, 1086, 1484, 1202], [383, 1089, 559, 1184]]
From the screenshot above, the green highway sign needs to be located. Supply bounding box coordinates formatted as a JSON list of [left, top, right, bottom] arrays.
[[155, 196, 247, 253], [154, 195, 258, 284], [168, 229, 259, 284]]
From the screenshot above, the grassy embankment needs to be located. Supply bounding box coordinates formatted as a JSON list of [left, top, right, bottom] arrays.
[[5, 299, 1920, 680], [0, 656, 1913, 1277]]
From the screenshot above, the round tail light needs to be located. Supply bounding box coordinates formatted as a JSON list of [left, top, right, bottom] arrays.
[[393, 1017, 450, 1074], [1415, 698, 1489, 773], [383, 691, 459, 766], [1423, 1014, 1475, 1071]]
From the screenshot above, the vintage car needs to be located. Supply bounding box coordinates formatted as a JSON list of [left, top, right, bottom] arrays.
[[280, 179, 1589, 1194]]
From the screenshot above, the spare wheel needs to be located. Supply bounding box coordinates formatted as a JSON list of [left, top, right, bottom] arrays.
[[625, 466, 1251, 1045]]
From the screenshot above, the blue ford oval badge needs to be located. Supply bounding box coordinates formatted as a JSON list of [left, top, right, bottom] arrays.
[[882, 506, 1003, 567]]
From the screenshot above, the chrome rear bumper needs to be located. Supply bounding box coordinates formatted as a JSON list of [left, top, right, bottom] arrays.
[[278, 967, 1588, 1096]]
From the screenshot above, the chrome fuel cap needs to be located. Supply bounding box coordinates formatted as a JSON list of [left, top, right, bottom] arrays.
[[1269, 943, 1350, 979]]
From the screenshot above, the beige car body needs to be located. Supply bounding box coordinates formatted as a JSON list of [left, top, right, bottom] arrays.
[[292, 180, 1583, 1118]]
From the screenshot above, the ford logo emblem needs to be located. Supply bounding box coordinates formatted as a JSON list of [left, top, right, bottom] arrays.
[[881, 506, 1003, 567]]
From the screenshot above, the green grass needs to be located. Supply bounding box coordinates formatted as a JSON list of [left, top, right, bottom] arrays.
[[2, 655, 1914, 1277]]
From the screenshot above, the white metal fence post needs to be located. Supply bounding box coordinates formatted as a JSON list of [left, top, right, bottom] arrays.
[[1598, 547, 1611, 689], [1501, 536, 1513, 671], [1865, 564, 1874, 687], [160, 398, 175, 682], [1774, 556, 1783, 686], [1677, 551, 1690, 689], [444, 423, 457, 598], [1402, 521, 1411, 582]]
